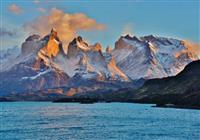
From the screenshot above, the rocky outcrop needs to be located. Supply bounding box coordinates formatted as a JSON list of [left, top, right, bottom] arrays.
[[135, 60, 200, 107], [67, 36, 90, 58], [38, 28, 62, 58], [106, 46, 112, 53], [0, 29, 70, 95], [65, 35, 129, 81], [21, 34, 42, 55], [90, 43, 102, 52]]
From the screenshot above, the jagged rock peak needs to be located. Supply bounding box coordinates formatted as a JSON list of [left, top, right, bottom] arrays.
[[123, 34, 141, 42], [49, 28, 61, 42], [91, 43, 102, 52], [51, 27, 57, 32], [25, 34, 41, 42], [38, 29, 63, 58], [142, 34, 156, 39], [77, 36, 83, 42], [106, 46, 112, 53], [22, 34, 42, 55], [69, 36, 88, 46], [67, 36, 90, 57], [50, 28, 57, 37], [114, 34, 143, 50]]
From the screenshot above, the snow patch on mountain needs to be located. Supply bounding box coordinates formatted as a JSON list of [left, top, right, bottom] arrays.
[[21, 69, 51, 80]]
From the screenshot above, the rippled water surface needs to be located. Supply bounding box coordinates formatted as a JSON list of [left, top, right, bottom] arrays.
[[0, 102, 199, 140]]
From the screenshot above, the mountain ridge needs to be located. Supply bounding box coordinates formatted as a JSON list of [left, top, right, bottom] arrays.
[[112, 34, 199, 80], [0, 29, 199, 98]]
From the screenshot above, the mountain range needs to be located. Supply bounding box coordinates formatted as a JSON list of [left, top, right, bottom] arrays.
[[0, 28, 199, 102]]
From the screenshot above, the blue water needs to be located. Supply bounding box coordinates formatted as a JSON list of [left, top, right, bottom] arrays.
[[0, 102, 199, 140]]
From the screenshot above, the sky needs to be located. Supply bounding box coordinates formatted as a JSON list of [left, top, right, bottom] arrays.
[[0, 0, 199, 50]]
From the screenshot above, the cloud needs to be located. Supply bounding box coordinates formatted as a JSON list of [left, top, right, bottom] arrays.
[[37, 7, 46, 13], [121, 23, 134, 36], [8, 4, 22, 15], [33, 0, 40, 4], [0, 28, 16, 37], [24, 8, 105, 44]]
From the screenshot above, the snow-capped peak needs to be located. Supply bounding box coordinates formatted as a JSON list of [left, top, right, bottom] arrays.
[[67, 36, 90, 58], [112, 34, 199, 80], [65, 36, 129, 81], [90, 43, 102, 52]]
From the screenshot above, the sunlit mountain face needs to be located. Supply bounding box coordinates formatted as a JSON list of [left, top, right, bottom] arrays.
[[0, 0, 199, 99], [0, 27, 199, 98]]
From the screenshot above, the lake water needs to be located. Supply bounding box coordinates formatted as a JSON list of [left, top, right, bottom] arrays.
[[0, 102, 199, 140]]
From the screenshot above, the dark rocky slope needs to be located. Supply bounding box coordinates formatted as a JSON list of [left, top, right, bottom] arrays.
[[104, 60, 200, 107]]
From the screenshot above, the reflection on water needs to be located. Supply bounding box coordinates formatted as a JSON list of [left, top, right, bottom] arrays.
[[0, 102, 199, 140]]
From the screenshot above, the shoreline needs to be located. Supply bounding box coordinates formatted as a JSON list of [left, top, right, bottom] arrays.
[[1, 99, 199, 110], [152, 105, 200, 110]]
